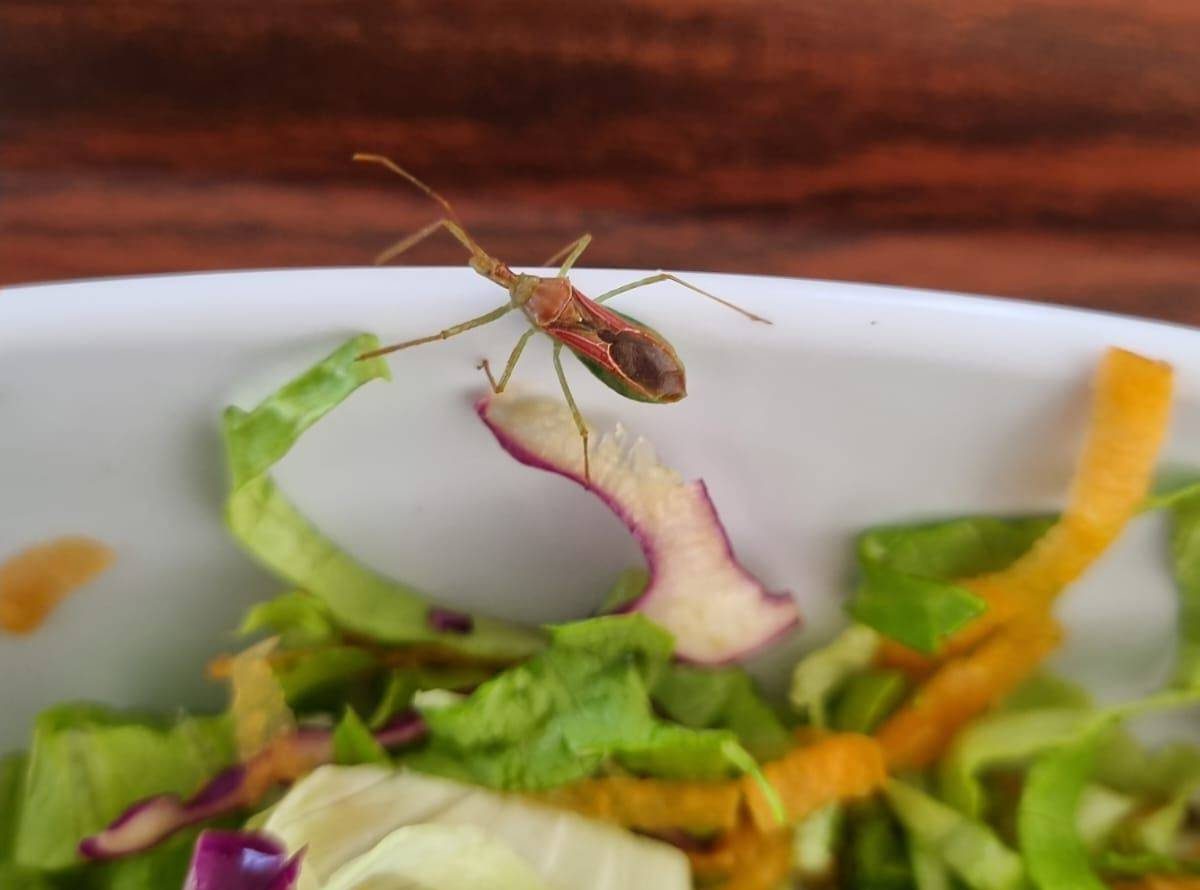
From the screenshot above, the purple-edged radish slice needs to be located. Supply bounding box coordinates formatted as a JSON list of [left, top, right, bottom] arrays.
[[477, 394, 800, 663]]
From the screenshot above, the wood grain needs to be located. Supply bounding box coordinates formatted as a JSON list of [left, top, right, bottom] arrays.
[[3, 0, 1199, 321]]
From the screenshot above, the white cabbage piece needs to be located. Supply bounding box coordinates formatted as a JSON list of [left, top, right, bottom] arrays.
[[263, 765, 691, 890]]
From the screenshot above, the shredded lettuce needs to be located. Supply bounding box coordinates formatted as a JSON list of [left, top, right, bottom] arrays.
[[1016, 691, 1200, 889], [368, 665, 493, 729], [885, 779, 1027, 890], [849, 565, 987, 654], [13, 704, 234, 870], [999, 674, 1092, 713], [789, 625, 879, 728], [939, 708, 1092, 818], [857, 516, 1056, 581], [832, 669, 908, 734], [276, 646, 380, 713], [409, 615, 754, 790], [1166, 488, 1200, 688], [223, 334, 543, 661], [850, 516, 1058, 653], [651, 663, 792, 761], [0, 752, 25, 863], [332, 708, 390, 767], [847, 801, 913, 890], [1018, 724, 1110, 890], [238, 591, 338, 649]]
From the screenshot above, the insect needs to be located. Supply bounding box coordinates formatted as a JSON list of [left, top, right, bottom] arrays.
[[353, 153, 770, 479]]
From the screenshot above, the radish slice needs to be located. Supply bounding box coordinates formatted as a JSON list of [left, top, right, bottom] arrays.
[[477, 394, 800, 663]]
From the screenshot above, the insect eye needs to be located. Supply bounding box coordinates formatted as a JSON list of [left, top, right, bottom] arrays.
[[608, 331, 684, 400], [597, 329, 618, 343]]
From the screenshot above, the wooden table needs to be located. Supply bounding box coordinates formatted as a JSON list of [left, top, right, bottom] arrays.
[[4, 0, 1199, 322]]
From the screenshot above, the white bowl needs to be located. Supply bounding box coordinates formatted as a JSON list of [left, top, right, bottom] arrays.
[[3, 267, 1199, 748]]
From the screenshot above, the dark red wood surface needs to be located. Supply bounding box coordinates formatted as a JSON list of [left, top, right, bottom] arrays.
[[3, 1, 1199, 321]]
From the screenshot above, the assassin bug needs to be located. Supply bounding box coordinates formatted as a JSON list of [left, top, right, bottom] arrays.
[[353, 153, 770, 479]]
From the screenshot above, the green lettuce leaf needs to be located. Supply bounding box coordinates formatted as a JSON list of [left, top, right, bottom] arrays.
[[885, 779, 1027, 890], [223, 334, 543, 661], [238, 590, 338, 648], [1016, 690, 1200, 889], [1, 752, 26, 863], [409, 615, 749, 790], [0, 863, 58, 890], [849, 566, 986, 655], [368, 665, 494, 729], [1165, 488, 1200, 688], [847, 801, 913, 890], [1096, 849, 1200, 878], [789, 625, 879, 728], [850, 515, 1053, 654], [333, 707, 389, 766], [999, 674, 1092, 713], [14, 704, 233, 870], [939, 708, 1092, 819], [275, 645, 380, 712], [832, 669, 908, 734], [857, 516, 1055, 581], [1018, 724, 1110, 890], [651, 664, 791, 761]]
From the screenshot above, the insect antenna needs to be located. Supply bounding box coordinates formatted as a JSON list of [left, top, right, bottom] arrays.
[[352, 153, 496, 269]]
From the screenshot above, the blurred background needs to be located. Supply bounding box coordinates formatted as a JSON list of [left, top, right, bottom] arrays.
[[3, 0, 1199, 321]]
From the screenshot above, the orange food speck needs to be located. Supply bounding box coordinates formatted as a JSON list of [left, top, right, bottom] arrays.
[[741, 733, 887, 832], [0, 536, 114, 634]]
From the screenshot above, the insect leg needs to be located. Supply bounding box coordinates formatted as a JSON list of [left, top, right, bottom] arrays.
[[479, 327, 537, 393], [359, 303, 514, 360], [541, 234, 593, 278], [552, 342, 591, 482], [593, 272, 771, 324]]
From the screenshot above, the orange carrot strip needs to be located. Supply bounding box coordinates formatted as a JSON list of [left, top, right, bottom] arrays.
[[687, 819, 792, 890], [877, 613, 1062, 771], [0, 536, 114, 634], [538, 776, 742, 833], [1109, 878, 1200, 890], [882, 348, 1172, 672], [741, 733, 887, 832]]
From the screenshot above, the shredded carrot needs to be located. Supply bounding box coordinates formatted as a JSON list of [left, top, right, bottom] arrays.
[[238, 730, 335, 804], [1110, 878, 1200, 890], [881, 347, 1172, 672], [876, 613, 1062, 770], [229, 639, 296, 761], [538, 776, 741, 833], [0, 536, 114, 634], [742, 733, 887, 832], [687, 818, 792, 890]]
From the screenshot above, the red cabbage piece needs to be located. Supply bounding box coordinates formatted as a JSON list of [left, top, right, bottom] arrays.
[[427, 607, 475, 635], [182, 830, 302, 890]]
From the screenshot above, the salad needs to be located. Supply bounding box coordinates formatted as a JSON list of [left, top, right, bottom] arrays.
[[2, 334, 1198, 890]]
